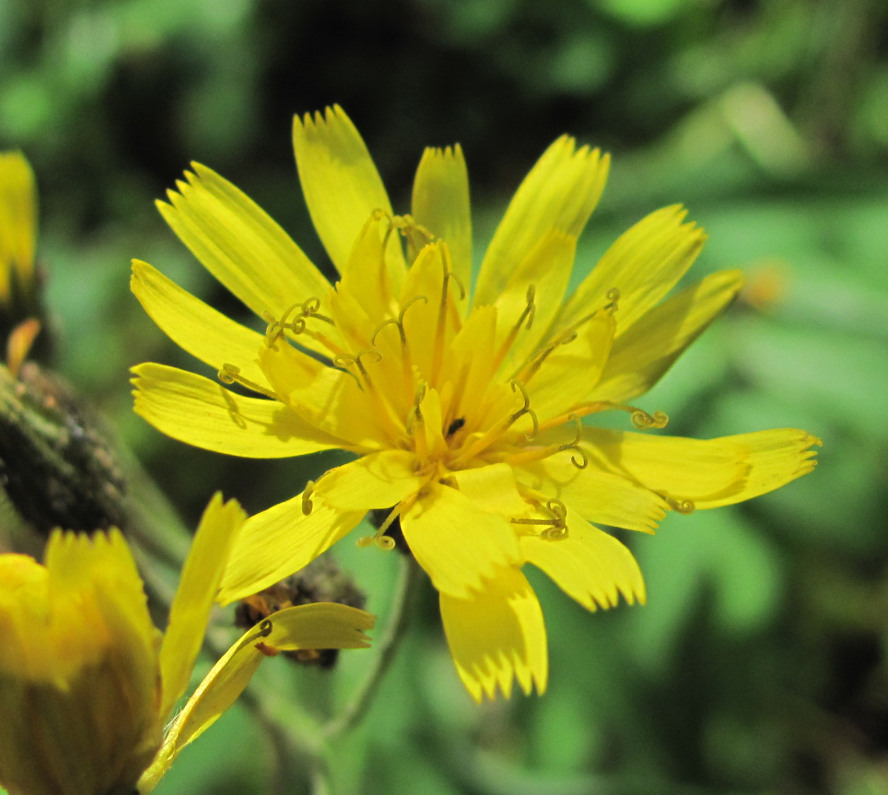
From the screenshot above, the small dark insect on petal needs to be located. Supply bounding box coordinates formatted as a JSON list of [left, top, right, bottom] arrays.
[[446, 417, 466, 437]]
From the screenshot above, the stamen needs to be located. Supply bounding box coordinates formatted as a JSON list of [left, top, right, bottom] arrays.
[[510, 380, 539, 440], [659, 493, 695, 514], [217, 363, 278, 399], [558, 414, 588, 469], [264, 297, 337, 354], [629, 408, 669, 430], [357, 501, 407, 550], [301, 481, 316, 515], [407, 384, 431, 460], [510, 499, 568, 539], [492, 284, 537, 372], [449, 270, 467, 301]]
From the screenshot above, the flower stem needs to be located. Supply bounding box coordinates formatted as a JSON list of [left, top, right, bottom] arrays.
[[321, 552, 422, 740]]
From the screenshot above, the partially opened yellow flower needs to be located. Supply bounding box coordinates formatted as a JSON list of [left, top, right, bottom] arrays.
[[132, 106, 819, 702], [0, 494, 374, 795]]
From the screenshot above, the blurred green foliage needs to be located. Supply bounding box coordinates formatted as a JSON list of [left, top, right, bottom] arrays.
[[2, 0, 888, 793]]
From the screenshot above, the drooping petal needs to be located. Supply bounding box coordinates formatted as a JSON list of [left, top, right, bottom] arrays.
[[312, 450, 424, 511], [475, 136, 608, 307], [132, 363, 343, 458], [159, 494, 245, 719], [555, 205, 706, 340], [138, 603, 374, 793], [401, 482, 521, 599], [217, 493, 366, 605], [157, 163, 330, 328], [411, 145, 472, 295], [293, 106, 404, 275], [131, 259, 268, 385], [520, 513, 646, 611], [593, 269, 744, 402], [584, 427, 821, 510], [440, 567, 547, 702]]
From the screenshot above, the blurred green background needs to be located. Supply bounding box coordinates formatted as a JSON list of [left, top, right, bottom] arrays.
[[3, 0, 888, 792]]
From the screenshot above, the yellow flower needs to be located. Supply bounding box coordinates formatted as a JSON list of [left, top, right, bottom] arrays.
[[131, 106, 819, 702], [0, 151, 37, 308], [0, 494, 374, 795]]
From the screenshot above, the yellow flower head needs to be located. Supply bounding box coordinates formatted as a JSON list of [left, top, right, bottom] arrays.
[[0, 494, 374, 794], [0, 151, 37, 307], [132, 106, 819, 702]]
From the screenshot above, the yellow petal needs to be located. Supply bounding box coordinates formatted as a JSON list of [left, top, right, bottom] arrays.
[[218, 493, 365, 605], [293, 106, 404, 274], [475, 136, 608, 307], [158, 163, 329, 330], [411, 145, 472, 295], [521, 514, 646, 611], [337, 214, 403, 321], [131, 259, 268, 385], [513, 450, 667, 533], [46, 530, 157, 682], [0, 151, 36, 301], [314, 450, 423, 511], [493, 229, 578, 373], [450, 462, 528, 516], [584, 427, 820, 509], [401, 482, 521, 599], [398, 241, 461, 385], [138, 602, 374, 793], [439, 567, 547, 701], [557, 205, 706, 336], [159, 494, 245, 719], [258, 339, 384, 452], [521, 309, 615, 421], [132, 363, 342, 458], [594, 269, 745, 402]]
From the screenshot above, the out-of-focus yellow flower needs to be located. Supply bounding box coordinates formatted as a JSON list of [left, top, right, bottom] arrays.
[[0, 151, 37, 308], [0, 494, 374, 794], [131, 106, 819, 701]]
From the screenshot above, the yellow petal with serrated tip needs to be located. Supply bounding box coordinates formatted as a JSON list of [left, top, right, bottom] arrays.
[[412, 144, 472, 295], [159, 494, 245, 719], [584, 427, 820, 509], [132, 363, 342, 457], [293, 105, 404, 275], [556, 205, 706, 337], [131, 259, 267, 385], [595, 269, 745, 402], [521, 513, 646, 611], [440, 567, 547, 702], [475, 136, 608, 307], [158, 163, 329, 335], [401, 483, 520, 599]]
